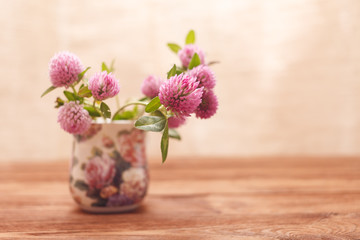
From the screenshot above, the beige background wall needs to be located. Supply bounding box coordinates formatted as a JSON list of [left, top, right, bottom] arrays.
[[0, 0, 359, 162]]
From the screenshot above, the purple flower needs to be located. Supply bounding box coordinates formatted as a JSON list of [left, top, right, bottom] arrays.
[[178, 44, 205, 68], [188, 65, 216, 90], [159, 74, 203, 117], [168, 116, 186, 128], [57, 101, 92, 134], [141, 75, 163, 98], [195, 90, 218, 119], [88, 71, 120, 101], [49, 51, 84, 88], [106, 194, 134, 207]]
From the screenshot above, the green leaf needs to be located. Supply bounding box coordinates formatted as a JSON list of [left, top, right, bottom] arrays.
[[188, 53, 201, 70], [63, 90, 83, 103], [100, 102, 111, 118], [63, 90, 76, 101], [135, 116, 166, 132], [185, 30, 195, 44], [113, 105, 138, 120], [145, 96, 161, 113], [167, 43, 182, 54], [167, 64, 177, 79], [74, 180, 89, 191], [151, 110, 165, 117], [54, 97, 64, 108], [113, 110, 135, 120], [41, 86, 56, 98], [84, 105, 101, 117], [78, 86, 92, 98], [78, 67, 91, 81], [169, 128, 181, 140], [161, 122, 169, 163], [102, 62, 110, 73]]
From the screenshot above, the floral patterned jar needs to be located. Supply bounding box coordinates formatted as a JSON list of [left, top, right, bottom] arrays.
[[69, 120, 148, 213]]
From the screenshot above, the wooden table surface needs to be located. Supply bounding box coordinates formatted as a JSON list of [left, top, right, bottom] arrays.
[[1, 157, 359, 239]]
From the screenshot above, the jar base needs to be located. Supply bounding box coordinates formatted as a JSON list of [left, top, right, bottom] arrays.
[[79, 203, 140, 213]]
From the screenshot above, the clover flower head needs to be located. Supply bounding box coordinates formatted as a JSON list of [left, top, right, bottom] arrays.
[[57, 101, 92, 134], [189, 65, 216, 90], [178, 44, 205, 68], [168, 116, 186, 128], [88, 71, 120, 101], [49, 51, 84, 88], [159, 73, 203, 117], [195, 90, 218, 119], [141, 75, 164, 98]]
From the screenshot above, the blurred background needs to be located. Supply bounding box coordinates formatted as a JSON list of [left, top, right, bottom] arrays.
[[0, 0, 359, 162]]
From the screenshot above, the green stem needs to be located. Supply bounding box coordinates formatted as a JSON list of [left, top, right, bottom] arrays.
[[112, 101, 147, 120], [92, 100, 105, 120], [71, 85, 77, 95]]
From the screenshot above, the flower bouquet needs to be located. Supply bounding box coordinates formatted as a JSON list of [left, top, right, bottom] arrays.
[[41, 30, 218, 212]]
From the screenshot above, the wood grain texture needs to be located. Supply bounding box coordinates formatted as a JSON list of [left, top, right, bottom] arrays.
[[0, 157, 359, 239]]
